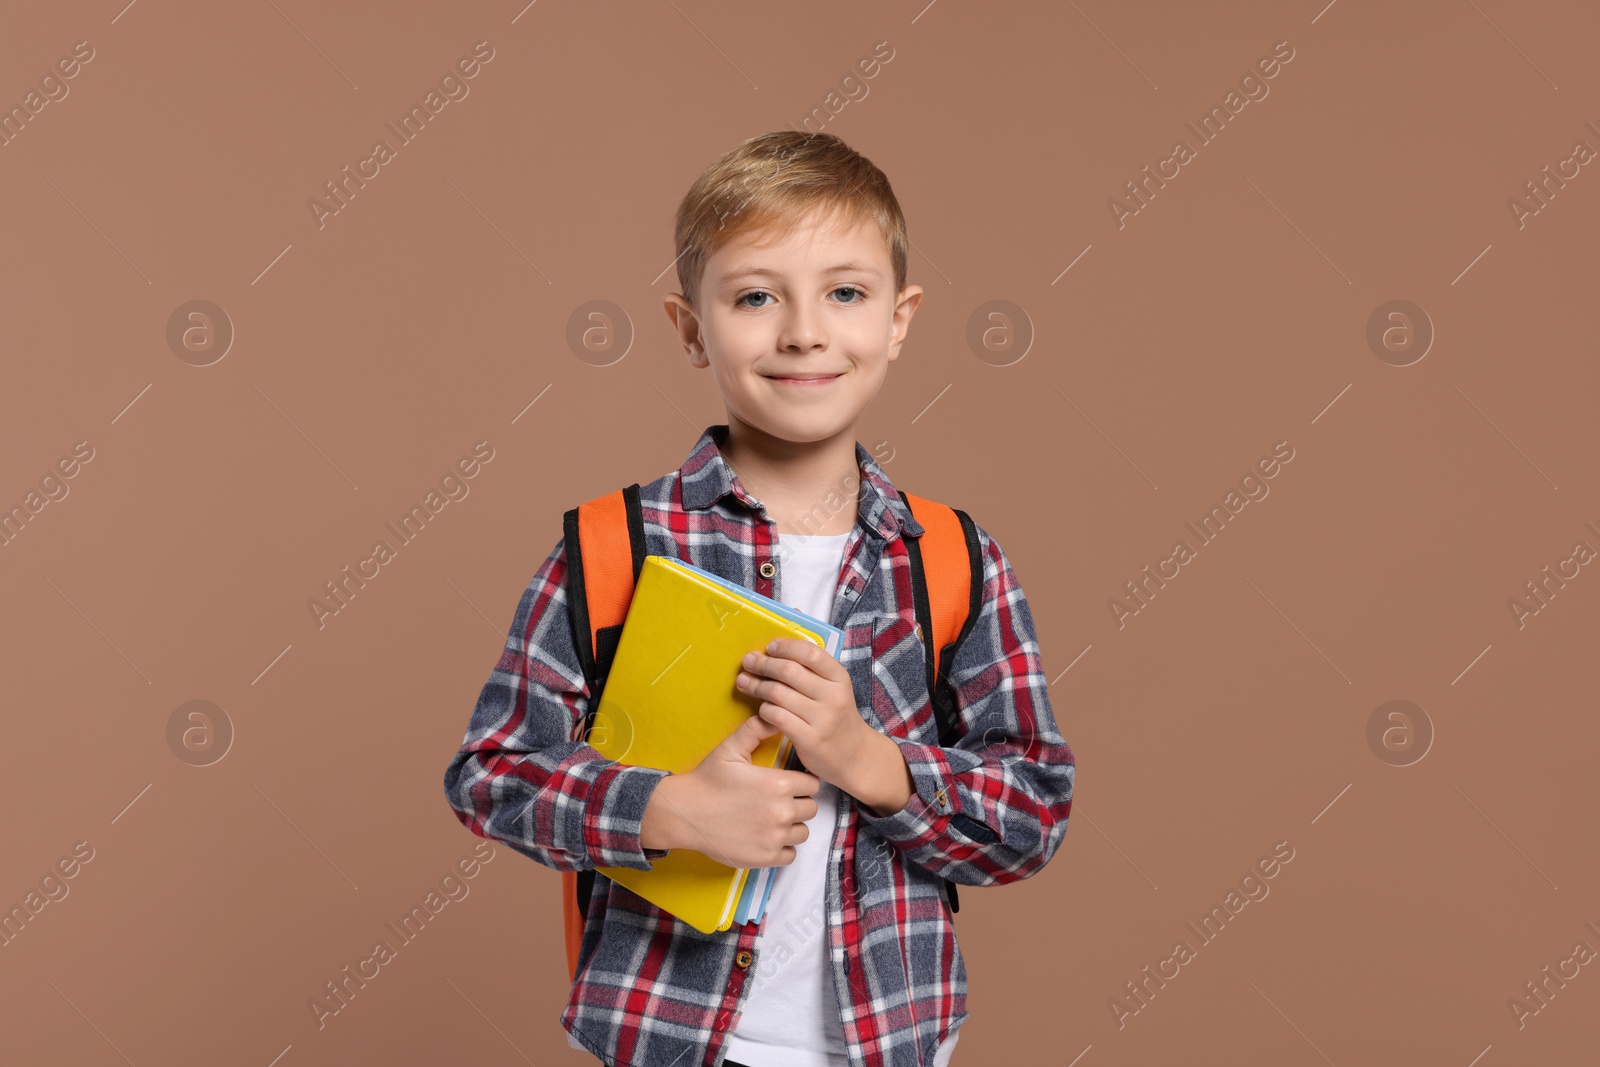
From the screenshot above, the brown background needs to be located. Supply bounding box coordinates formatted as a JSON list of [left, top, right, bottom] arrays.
[[2, 1, 1597, 1064]]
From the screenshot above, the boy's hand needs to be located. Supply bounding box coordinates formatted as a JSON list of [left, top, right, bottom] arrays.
[[736, 639, 877, 790], [645, 714, 822, 869]]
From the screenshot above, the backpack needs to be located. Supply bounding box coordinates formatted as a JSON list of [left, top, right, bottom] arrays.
[[559, 483, 983, 981]]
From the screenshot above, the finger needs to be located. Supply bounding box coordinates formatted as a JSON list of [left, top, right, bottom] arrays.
[[783, 769, 822, 796], [743, 712, 782, 739], [744, 668, 822, 718], [740, 650, 808, 698], [724, 712, 780, 758], [760, 639, 824, 674], [754, 700, 809, 744], [747, 654, 827, 702], [763, 638, 812, 659], [765, 639, 849, 683]]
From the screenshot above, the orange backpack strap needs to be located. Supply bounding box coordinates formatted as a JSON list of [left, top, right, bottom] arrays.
[[897, 491, 982, 916], [559, 484, 646, 983]]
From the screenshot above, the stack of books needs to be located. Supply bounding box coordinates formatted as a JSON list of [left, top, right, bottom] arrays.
[[584, 554, 843, 934]]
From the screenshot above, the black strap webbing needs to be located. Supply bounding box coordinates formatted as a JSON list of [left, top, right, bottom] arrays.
[[565, 484, 646, 924], [898, 497, 982, 917]]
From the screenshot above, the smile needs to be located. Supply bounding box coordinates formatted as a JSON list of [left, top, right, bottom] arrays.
[[763, 374, 843, 387]]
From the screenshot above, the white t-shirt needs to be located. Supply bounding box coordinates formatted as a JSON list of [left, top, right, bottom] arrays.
[[724, 530, 960, 1067]]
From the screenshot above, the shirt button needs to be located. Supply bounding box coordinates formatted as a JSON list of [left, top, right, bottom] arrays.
[[935, 789, 948, 808], [759, 562, 775, 578], [735, 949, 754, 968]]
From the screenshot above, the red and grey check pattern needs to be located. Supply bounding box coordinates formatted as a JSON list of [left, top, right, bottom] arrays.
[[443, 424, 1075, 1067]]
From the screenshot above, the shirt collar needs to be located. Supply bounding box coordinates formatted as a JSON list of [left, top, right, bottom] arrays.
[[678, 424, 924, 540]]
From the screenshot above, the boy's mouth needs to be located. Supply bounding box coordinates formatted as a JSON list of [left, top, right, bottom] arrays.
[[763, 372, 844, 387]]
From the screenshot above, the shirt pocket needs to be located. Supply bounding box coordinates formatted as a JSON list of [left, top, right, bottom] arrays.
[[867, 610, 935, 742]]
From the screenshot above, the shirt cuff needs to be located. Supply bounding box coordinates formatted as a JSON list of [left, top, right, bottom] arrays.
[[582, 762, 673, 870], [855, 738, 959, 847]]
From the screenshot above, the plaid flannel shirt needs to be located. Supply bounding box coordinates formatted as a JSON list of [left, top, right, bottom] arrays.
[[442, 424, 1075, 1067]]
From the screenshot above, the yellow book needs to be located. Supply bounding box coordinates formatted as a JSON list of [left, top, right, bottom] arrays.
[[587, 554, 841, 934]]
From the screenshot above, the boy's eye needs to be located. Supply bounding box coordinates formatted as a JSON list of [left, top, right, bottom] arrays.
[[734, 287, 866, 309]]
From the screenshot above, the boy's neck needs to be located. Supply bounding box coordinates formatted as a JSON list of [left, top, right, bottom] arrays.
[[718, 417, 862, 536]]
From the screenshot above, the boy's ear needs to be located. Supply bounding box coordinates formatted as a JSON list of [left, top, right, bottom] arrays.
[[886, 284, 924, 363], [663, 293, 709, 368]]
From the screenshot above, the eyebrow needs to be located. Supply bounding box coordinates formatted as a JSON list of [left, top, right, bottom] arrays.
[[718, 262, 884, 283]]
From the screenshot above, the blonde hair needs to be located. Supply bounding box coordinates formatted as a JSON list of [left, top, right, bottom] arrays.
[[672, 130, 908, 309]]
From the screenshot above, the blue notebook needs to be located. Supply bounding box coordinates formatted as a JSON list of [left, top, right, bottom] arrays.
[[731, 744, 810, 924]]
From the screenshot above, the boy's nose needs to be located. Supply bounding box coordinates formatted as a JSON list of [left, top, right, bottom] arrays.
[[777, 309, 826, 352]]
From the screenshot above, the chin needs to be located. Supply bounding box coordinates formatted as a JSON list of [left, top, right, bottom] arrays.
[[748, 413, 854, 444]]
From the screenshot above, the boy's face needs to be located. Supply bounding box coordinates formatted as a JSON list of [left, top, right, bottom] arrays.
[[664, 208, 922, 447]]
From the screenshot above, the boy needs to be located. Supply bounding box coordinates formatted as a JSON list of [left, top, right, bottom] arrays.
[[442, 131, 1075, 1067]]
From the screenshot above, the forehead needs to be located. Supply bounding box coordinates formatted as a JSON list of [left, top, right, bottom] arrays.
[[706, 207, 890, 280]]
